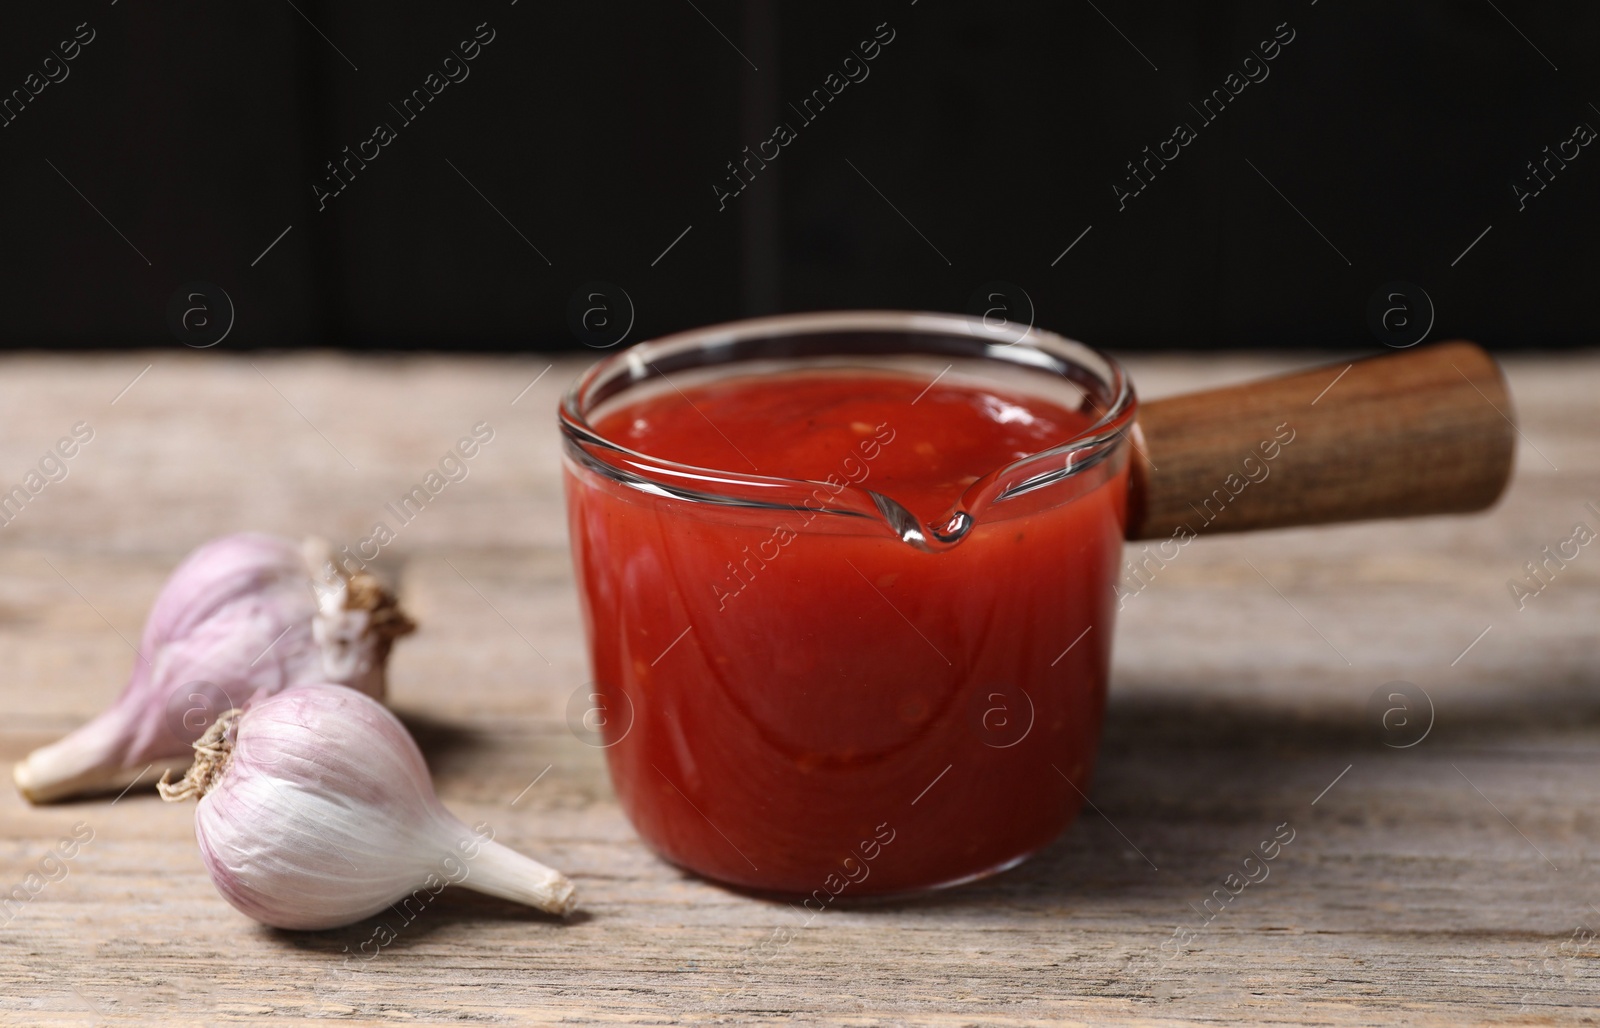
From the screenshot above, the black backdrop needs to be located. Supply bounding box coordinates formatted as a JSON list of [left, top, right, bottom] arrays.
[[1, 1, 1594, 351]]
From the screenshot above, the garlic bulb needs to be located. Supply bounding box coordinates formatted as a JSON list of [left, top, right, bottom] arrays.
[[14, 533, 414, 803], [159, 683, 576, 929]]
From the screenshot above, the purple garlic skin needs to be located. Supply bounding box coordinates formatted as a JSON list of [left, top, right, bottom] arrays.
[[167, 683, 576, 930], [14, 533, 413, 803]]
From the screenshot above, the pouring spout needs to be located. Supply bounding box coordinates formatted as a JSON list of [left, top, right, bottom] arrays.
[[864, 430, 1132, 553], [868, 491, 974, 552]]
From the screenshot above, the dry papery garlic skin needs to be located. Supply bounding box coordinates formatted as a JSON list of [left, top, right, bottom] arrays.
[[161, 683, 577, 930], [13, 532, 413, 804]]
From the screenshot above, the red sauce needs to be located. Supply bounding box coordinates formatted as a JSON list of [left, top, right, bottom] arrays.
[[566, 369, 1129, 895]]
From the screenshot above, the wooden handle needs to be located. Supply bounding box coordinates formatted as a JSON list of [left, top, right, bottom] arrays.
[[1125, 341, 1516, 540]]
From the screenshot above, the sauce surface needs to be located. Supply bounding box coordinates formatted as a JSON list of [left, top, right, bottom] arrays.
[[595, 371, 1093, 523]]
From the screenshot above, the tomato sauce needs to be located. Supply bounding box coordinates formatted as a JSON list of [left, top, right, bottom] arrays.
[[565, 369, 1129, 895]]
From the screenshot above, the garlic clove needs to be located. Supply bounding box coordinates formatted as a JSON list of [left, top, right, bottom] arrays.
[[160, 683, 577, 930], [15, 533, 415, 804]]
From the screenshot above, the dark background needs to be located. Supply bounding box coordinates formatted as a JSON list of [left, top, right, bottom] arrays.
[[0, 0, 1593, 351]]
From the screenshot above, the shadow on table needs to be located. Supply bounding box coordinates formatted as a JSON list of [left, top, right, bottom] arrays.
[[795, 669, 1600, 914], [394, 709, 484, 769], [273, 888, 591, 960]]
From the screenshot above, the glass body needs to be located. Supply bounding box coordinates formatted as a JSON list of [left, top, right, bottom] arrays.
[[560, 311, 1136, 896]]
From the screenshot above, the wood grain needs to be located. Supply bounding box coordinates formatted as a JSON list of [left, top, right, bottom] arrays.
[[1128, 342, 1517, 539], [0, 351, 1595, 1027]]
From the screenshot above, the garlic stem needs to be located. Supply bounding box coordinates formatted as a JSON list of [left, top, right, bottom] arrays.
[[461, 837, 578, 917], [14, 737, 189, 804]]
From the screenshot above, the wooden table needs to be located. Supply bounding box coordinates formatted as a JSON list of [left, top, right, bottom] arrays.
[[0, 351, 1594, 1027]]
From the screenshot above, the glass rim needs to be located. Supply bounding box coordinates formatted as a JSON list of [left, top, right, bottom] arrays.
[[559, 310, 1138, 548]]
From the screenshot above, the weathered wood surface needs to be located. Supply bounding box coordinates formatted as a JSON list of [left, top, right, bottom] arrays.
[[0, 350, 1595, 1027]]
